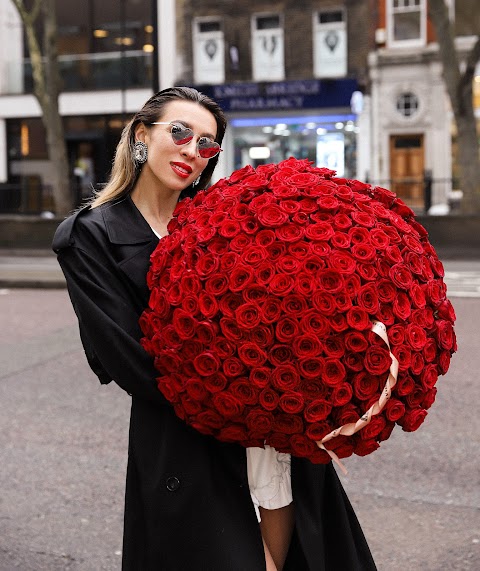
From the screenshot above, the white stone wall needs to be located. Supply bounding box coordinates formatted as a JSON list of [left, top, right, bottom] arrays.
[[0, 0, 23, 95]]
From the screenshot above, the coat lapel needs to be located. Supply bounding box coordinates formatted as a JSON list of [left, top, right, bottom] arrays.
[[102, 195, 159, 303]]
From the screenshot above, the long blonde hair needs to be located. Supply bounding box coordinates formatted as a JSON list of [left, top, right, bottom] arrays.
[[90, 87, 227, 208]]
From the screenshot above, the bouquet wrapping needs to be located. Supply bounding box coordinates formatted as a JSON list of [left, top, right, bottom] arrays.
[[140, 158, 456, 464]]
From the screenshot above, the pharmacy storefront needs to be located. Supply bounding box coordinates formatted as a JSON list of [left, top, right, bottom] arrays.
[[196, 79, 361, 182]]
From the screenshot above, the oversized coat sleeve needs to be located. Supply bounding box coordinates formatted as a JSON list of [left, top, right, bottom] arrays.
[[57, 242, 168, 407]]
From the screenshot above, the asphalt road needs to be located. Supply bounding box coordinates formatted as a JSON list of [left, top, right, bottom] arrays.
[[0, 289, 479, 570]]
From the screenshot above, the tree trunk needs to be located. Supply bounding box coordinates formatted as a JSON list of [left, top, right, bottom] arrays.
[[12, 0, 73, 216], [428, 0, 480, 214], [41, 0, 72, 215]]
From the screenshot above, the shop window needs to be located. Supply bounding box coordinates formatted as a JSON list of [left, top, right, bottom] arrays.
[[251, 14, 284, 81], [193, 18, 225, 84], [387, 0, 426, 47], [313, 9, 347, 78]]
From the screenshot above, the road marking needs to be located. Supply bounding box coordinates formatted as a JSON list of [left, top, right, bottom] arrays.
[[444, 271, 480, 298]]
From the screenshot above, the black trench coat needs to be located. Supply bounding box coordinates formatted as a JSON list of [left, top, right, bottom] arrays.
[[53, 195, 377, 571]]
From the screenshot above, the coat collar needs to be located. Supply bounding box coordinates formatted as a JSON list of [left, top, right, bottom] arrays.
[[102, 195, 157, 245]]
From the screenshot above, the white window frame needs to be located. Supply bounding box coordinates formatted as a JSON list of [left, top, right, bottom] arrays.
[[387, 0, 427, 48], [192, 17, 225, 85], [251, 12, 285, 82], [312, 7, 347, 78]]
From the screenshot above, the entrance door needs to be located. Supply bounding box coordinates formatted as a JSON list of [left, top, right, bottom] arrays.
[[389, 134, 424, 208]]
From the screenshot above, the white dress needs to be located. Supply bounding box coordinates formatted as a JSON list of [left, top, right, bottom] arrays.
[[247, 445, 293, 522]]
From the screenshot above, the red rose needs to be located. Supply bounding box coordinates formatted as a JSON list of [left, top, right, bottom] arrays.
[[323, 335, 345, 358], [329, 251, 357, 274], [393, 292, 411, 320], [317, 269, 345, 293], [243, 285, 269, 304], [438, 350, 451, 374], [269, 274, 296, 295], [279, 199, 301, 214], [249, 367, 271, 388], [436, 299, 456, 322], [259, 388, 280, 411], [395, 374, 415, 396], [220, 318, 243, 342], [385, 398, 406, 422], [275, 316, 300, 343], [241, 245, 268, 266], [392, 344, 412, 372], [344, 331, 369, 353], [387, 324, 405, 346], [238, 342, 268, 367], [279, 392, 305, 414], [369, 228, 390, 249], [400, 408, 428, 432], [277, 255, 302, 274], [354, 439, 380, 456], [288, 434, 317, 458], [196, 410, 225, 430], [351, 211, 376, 228], [404, 323, 427, 351], [322, 358, 347, 386], [404, 251, 424, 275], [255, 229, 276, 247], [330, 231, 351, 249], [312, 291, 337, 315], [422, 388, 437, 409], [360, 416, 386, 440], [193, 352, 221, 376], [436, 319, 455, 350], [255, 262, 275, 286], [272, 364, 301, 391], [204, 372, 228, 393], [235, 303, 262, 329], [185, 378, 208, 402], [299, 357, 325, 379], [258, 203, 289, 227], [423, 338, 437, 363], [269, 344, 295, 365], [356, 263, 378, 281], [409, 351, 425, 376], [230, 379, 259, 405], [218, 424, 248, 442], [212, 392, 244, 418], [273, 414, 304, 435], [246, 409, 274, 435], [228, 264, 255, 292], [351, 243, 377, 262], [304, 399, 332, 422], [420, 364, 438, 390], [213, 338, 235, 359], [202, 274, 228, 296], [335, 403, 360, 426], [219, 252, 239, 272], [198, 292, 219, 318], [276, 223, 305, 242], [331, 383, 353, 406], [249, 324, 274, 348], [292, 334, 323, 358], [357, 283, 380, 315], [222, 356, 246, 377], [305, 222, 335, 241], [158, 377, 179, 403], [330, 313, 348, 332], [343, 352, 364, 372], [172, 309, 197, 340], [389, 263, 414, 289], [384, 246, 403, 265], [409, 283, 426, 309], [352, 372, 380, 400], [346, 307, 371, 331], [300, 310, 331, 337]]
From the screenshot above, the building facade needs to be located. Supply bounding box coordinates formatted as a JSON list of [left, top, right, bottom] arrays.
[[366, 0, 480, 212], [178, 0, 374, 186], [0, 0, 176, 213]]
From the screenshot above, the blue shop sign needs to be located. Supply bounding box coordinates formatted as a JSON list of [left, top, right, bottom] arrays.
[[193, 79, 358, 112]]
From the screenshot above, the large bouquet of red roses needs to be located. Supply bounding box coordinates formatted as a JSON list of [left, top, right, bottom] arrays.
[[139, 158, 456, 464]]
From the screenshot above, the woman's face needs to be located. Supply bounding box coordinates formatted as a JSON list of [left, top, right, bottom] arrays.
[[136, 99, 218, 195]]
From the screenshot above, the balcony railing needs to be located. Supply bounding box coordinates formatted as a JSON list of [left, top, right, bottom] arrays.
[[3, 50, 153, 94]]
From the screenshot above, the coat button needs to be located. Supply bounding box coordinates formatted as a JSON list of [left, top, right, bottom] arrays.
[[166, 476, 181, 492]]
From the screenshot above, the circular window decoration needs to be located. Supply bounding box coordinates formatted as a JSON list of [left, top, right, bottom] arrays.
[[396, 92, 419, 118]]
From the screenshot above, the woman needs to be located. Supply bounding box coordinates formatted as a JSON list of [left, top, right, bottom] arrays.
[[53, 87, 376, 570]]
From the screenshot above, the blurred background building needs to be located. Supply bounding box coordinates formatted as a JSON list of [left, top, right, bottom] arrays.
[[0, 0, 478, 215]]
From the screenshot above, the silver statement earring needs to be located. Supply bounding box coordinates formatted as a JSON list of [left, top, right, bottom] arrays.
[[133, 141, 148, 164], [192, 176, 201, 188]]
